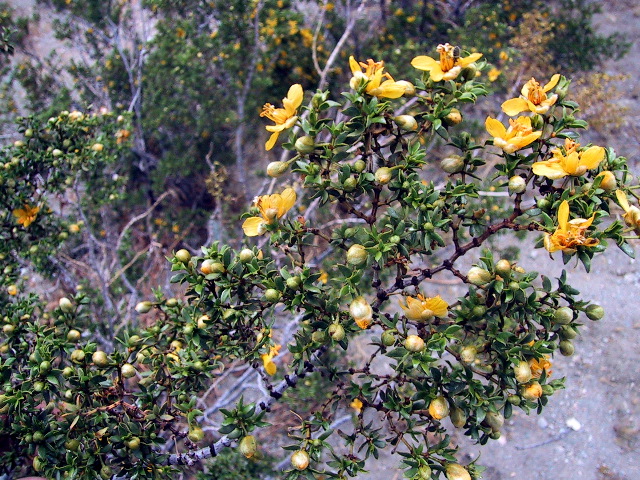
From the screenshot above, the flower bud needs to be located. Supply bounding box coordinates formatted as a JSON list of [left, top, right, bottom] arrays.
[[71, 349, 85, 363], [494, 259, 512, 277], [295, 135, 315, 154], [560, 325, 578, 340], [239, 248, 254, 263], [92, 351, 109, 367], [55, 297, 73, 314], [188, 426, 205, 443], [346, 244, 367, 267], [91, 143, 104, 152], [328, 323, 345, 341], [596, 171, 616, 192], [311, 92, 324, 109], [404, 334, 425, 352], [135, 301, 152, 314], [559, 340, 574, 356], [267, 161, 290, 178], [507, 394, 521, 406], [239, 435, 257, 458], [531, 114, 544, 130], [440, 155, 464, 174], [264, 288, 281, 303], [121, 363, 136, 378], [200, 259, 216, 274], [553, 306, 573, 325], [467, 266, 492, 286], [291, 450, 310, 470], [343, 177, 357, 192], [67, 329, 81, 342], [445, 463, 472, 480], [485, 411, 504, 431], [461, 64, 477, 81], [353, 159, 366, 173], [514, 360, 532, 384], [395, 80, 415, 96], [286, 276, 301, 290], [428, 396, 449, 420], [444, 108, 462, 126], [585, 304, 604, 321], [416, 464, 432, 479], [394, 115, 418, 132], [508, 175, 526, 194], [460, 345, 477, 364], [375, 167, 392, 184], [521, 381, 542, 401], [450, 406, 467, 428], [175, 249, 191, 263], [381, 329, 396, 346], [350, 296, 372, 329]]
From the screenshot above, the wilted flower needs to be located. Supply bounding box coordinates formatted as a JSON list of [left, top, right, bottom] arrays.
[[260, 84, 303, 151], [529, 356, 552, 378], [350, 296, 373, 329], [544, 200, 598, 253], [615, 189, 640, 233], [412, 43, 482, 82], [242, 187, 296, 236]]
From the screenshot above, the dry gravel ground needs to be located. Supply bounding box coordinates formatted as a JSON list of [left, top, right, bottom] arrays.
[[360, 3, 640, 479]]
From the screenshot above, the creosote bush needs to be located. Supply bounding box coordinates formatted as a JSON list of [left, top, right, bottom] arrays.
[[1, 42, 639, 480]]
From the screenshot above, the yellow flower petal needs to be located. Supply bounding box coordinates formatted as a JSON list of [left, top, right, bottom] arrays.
[[485, 116, 506, 138], [265, 131, 280, 151], [616, 189, 631, 212], [501, 98, 529, 116], [283, 84, 304, 115], [242, 217, 266, 236], [411, 55, 439, 71], [558, 200, 569, 232], [278, 188, 296, 216], [532, 161, 567, 180], [579, 146, 605, 169], [543, 74, 561, 92], [457, 52, 483, 67]]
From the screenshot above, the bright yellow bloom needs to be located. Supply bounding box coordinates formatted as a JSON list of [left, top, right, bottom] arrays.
[[532, 139, 605, 179], [7, 284, 18, 296], [12, 204, 39, 228], [502, 74, 560, 115], [529, 356, 552, 378], [350, 398, 363, 413], [399, 294, 448, 322], [411, 43, 483, 82], [615, 190, 640, 233], [242, 187, 296, 236], [485, 116, 542, 154], [487, 67, 501, 82], [318, 270, 328, 284], [261, 344, 281, 376], [348, 56, 409, 99], [260, 84, 303, 151], [544, 200, 599, 253]]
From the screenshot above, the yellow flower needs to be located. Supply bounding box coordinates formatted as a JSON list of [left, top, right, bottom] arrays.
[[348, 56, 409, 99], [7, 284, 18, 296], [260, 84, 304, 151], [502, 75, 560, 115], [399, 294, 448, 322], [499, 51, 509, 61], [544, 200, 599, 253], [411, 43, 483, 82], [318, 270, 328, 284], [532, 139, 605, 179], [488, 67, 501, 82], [242, 187, 296, 237], [261, 344, 281, 376], [529, 356, 552, 378], [13, 204, 39, 228], [615, 190, 640, 233], [350, 398, 363, 413], [485, 116, 542, 154]]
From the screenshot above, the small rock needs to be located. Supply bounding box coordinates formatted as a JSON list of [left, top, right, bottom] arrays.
[[566, 417, 581, 431], [538, 418, 549, 429]]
